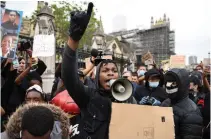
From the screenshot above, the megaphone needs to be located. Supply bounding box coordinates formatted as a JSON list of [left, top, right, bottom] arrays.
[[109, 78, 133, 102]]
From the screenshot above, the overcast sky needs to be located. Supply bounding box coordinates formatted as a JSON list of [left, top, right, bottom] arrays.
[[5, 0, 211, 63]]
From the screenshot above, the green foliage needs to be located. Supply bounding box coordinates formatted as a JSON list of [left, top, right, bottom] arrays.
[[31, 1, 100, 48]]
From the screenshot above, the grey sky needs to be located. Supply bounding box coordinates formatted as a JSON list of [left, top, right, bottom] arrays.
[[5, 0, 211, 63]]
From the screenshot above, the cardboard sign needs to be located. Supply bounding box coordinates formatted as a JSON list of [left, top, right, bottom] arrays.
[[142, 52, 153, 65], [170, 55, 185, 68], [32, 34, 55, 57], [109, 103, 174, 139]]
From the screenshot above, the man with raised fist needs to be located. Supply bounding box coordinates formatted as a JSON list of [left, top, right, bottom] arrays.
[[61, 2, 136, 139]]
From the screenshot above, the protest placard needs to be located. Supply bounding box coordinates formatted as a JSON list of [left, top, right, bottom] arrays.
[[32, 34, 55, 57], [1, 8, 23, 59], [109, 103, 174, 139], [170, 55, 186, 68]]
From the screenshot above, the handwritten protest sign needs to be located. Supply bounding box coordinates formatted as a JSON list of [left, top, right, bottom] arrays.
[[32, 34, 55, 57], [170, 55, 186, 68]]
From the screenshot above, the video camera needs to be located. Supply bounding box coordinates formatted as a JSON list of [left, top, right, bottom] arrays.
[[18, 39, 33, 51], [91, 49, 111, 66]]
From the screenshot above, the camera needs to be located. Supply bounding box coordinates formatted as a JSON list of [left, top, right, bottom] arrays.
[[91, 49, 109, 66], [94, 50, 106, 66], [18, 39, 32, 51]]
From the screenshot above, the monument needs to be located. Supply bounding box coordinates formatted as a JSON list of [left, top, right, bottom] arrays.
[[34, 2, 56, 94]]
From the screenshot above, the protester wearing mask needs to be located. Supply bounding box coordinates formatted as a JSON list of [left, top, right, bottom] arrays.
[[161, 68, 203, 139], [1, 104, 70, 139], [188, 74, 205, 111], [137, 65, 147, 85], [134, 69, 167, 106], [62, 3, 136, 138]]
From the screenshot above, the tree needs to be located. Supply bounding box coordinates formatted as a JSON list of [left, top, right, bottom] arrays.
[[31, 1, 100, 49]]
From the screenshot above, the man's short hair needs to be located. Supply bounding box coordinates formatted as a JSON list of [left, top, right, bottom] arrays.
[[1, 34, 11, 41], [8, 10, 17, 15], [21, 106, 54, 137], [1, 33, 17, 41], [132, 72, 138, 77]]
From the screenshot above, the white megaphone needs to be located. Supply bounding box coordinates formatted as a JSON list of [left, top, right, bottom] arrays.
[[109, 78, 133, 102]]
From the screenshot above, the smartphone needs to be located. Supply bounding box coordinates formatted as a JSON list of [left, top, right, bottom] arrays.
[[12, 58, 19, 69]]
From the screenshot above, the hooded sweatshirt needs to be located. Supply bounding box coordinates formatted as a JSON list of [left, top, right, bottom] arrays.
[[62, 46, 136, 139], [134, 69, 167, 103], [161, 68, 203, 139], [1, 103, 70, 139]]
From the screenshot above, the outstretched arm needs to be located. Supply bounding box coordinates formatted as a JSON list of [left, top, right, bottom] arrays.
[[62, 3, 94, 108]]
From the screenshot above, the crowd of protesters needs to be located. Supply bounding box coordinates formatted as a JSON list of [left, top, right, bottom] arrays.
[[1, 2, 210, 139]]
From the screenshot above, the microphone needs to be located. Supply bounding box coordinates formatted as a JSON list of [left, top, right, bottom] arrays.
[[91, 49, 99, 58]]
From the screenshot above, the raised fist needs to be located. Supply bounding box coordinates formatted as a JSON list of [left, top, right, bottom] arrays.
[[69, 2, 94, 41]]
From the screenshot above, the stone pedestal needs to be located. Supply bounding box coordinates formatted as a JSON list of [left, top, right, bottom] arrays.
[[39, 55, 55, 94], [41, 74, 54, 94], [34, 2, 56, 94]]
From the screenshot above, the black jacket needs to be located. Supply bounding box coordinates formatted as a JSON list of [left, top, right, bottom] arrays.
[[62, 46, 135, 139], [1, 59, 47, 117], [161, 68, 203, 139], [134, 86, 167, 103], [2, 21, 18, 30], [134, 69, 167, 103], [202, 93, 210, 139]]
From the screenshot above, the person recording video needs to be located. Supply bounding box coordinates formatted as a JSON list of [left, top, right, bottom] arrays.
[[61, 3, 136, 139]]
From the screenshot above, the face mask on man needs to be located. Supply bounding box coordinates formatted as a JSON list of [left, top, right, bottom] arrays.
[[166, 82, 178, 94], [149, 81, 159, 88], [137, 70, 146, 76]]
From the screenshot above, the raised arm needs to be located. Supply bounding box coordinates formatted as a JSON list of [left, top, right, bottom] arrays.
[[82, 56, 95, 76], [62, 2, 94, 109], [15, 58, 32, 85]]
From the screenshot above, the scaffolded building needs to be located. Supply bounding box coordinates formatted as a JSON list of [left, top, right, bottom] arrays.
[[110, 14, 175, 66]]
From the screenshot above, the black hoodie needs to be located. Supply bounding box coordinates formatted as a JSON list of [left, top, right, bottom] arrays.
[[134, 69, 167, 103], [161, 68, 203, 139], [62, 46, 136, 139]]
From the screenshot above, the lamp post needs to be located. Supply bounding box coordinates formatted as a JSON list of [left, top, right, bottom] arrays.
[[208, 52, 210, 65]]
